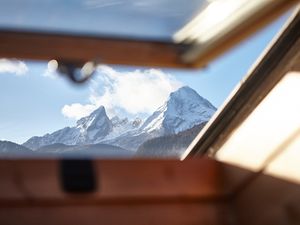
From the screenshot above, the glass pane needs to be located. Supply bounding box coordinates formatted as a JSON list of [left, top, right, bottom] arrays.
[[0, 10, 290, 158], [0, 0, 207, 40]]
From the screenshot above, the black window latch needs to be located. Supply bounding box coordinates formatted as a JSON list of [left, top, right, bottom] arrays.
[[60, 159, 97, 193]]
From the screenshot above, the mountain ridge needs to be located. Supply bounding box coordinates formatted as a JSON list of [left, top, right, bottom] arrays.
[[23, 86, 216, 154], [0, 140, 33, 157], [0, 140, 133, 158]]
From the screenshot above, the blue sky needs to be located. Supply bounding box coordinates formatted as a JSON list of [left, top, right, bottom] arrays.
[[0, 11, 290, 144]]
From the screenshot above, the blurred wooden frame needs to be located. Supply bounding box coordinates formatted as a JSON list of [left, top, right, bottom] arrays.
[[185, 6, 300, 158], [1, 2, 300, 225], [0, 158, 232, 225], [1, 158, 300, 225], [0, 0, 298, 68]]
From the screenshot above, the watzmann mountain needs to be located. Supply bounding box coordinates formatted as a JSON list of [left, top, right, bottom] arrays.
[[22, 86, 216, 156], [102, 86, 216, 150]]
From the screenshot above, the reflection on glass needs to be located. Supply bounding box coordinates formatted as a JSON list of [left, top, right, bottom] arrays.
[[174, 0, 279, 44], [0, 0, 207, 40]]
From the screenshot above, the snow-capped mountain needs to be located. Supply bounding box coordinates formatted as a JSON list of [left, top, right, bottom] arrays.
[[0, 140, 134, 158], [106, 116, 143, 140], [76, 106, 112, 143], [23, 107, 143, 150], [24, 106, 112, 149], [103, 86, 216, 150], [23, 86, 216, 152], [140, 86, 216, 135]]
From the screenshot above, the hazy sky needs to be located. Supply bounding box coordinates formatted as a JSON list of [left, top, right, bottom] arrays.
[[0, 8, 291, 144]]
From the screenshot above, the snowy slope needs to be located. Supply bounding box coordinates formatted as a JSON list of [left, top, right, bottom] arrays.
[[76, 106, 112, 143], [23, 107, 143, 150], [103, 86, 216, 150], [24, 106, 112, 149], [140, 86, 216, 135]]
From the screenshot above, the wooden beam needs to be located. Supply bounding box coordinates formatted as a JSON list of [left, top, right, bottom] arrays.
[[0, 202, 228, 225], [0, 158, 224, 202], [0, 158, 231, 225], [0, 30, 188, 68]]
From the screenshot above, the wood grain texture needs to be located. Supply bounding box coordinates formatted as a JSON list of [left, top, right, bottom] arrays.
[[0, 158, 223, 202], [0, 203, 229, 225], [0, 158, 231, 225], [0, 31, 188, 68]]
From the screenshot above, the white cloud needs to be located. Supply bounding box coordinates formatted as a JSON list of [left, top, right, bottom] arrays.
[[94, 65, 182, 114], [0, 59, 28, 76], [61, 103, 97, 120], [61, 65, 182, 120]]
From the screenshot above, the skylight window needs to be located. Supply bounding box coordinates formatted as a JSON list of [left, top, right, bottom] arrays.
[[0, 1, 294, 158]]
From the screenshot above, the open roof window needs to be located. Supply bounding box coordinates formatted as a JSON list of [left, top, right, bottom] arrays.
[[0, 0, 296, 68], [0, 1, 297, 158]]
